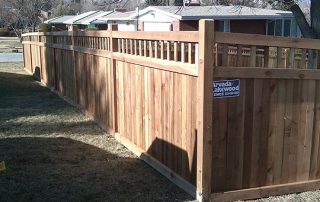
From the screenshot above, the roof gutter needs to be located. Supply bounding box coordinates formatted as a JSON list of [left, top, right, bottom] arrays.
[[180, 15, 295, 20]]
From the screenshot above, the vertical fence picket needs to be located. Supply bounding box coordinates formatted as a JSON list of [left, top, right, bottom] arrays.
[[167, 41, 170, 60], [277, 47, 283, 68], [237, 45, 243, 67], [250, 46, 257, 67], [23, 27, 320, 202], [313, 50, 319, 69], [188, 43, 192, 64], [174, 42, 178, 62]]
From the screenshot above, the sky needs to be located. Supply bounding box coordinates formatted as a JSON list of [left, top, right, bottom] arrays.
[[299, 0, 310, 7]]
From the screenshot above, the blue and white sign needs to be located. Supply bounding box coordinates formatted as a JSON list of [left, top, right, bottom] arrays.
[[213, 79, 240, 99]]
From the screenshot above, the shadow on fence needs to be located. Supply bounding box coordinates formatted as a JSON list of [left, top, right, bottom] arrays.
[[147, 137, 197, 185]]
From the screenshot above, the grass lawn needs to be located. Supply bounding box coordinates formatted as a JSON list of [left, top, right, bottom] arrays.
[[0, 62, 192, 202], [0, 38, 22, 53]]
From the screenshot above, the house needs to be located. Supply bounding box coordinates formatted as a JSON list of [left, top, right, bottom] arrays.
[[63, 11, 101, 30], [93, 10, 137, 31], [45, 9, 131, 31], [44, 16, 75, 31], [72, 11, 111, 30], [45, 11, 103, 31], [0, 18, 5, 28], [135, 6, 301, 37]]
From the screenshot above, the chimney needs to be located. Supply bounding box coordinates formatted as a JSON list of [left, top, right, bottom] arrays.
[[174, 0, 184, 6], [114, 8, 127, 13], [183, 0, 201, 6]]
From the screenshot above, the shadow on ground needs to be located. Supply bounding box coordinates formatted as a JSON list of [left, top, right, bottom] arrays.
[[0, 137, 190, 202], [0, 71, 74, 123], [0, 63, 193, 202]]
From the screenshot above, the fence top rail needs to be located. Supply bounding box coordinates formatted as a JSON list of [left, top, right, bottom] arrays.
[[111, 31, 199, 42], [22, 31, 199, 42], [23, 30, 320, 50], [215, 32, 320, 50], [22, 31, 112, 38], [22, 32, 47, 37]]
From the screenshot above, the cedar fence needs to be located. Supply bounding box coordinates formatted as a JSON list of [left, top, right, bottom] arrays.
[[22, 20, 320, 201]]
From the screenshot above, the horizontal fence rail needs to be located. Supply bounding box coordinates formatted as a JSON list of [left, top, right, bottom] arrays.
[[215, 32, 320, 70], [22, 21, 320, 202], [211, 31, 320, 202], [22, 29, 201, 199]]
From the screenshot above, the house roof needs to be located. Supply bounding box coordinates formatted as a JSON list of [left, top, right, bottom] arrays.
[[73, 11, 112, 25], [140, 6, 294, 20], [63, 11, 100, 24], [45, 16, 75, 24], [106, 11, 136, 20], [93, 11, 136, 24]]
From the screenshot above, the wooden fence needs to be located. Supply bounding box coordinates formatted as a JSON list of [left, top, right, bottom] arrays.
[[22, 20, 320, 201]]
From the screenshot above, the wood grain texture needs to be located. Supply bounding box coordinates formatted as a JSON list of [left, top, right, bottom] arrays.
[[196, 20, 215, 201], [23, 29, 320, 202]]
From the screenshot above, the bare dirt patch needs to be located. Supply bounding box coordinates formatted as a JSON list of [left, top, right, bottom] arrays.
[[0, 63, 193, 202]]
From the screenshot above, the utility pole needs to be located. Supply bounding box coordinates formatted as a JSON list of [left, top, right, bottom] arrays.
[[136, 0, 140, 31]]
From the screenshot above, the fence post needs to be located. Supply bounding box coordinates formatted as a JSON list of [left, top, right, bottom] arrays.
[[51, 33, 56, 90], [110, 25, 118, 135], [71, 30, 78, 103], [196, 19, 215, 202]]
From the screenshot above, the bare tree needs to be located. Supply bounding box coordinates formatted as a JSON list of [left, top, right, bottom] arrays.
[[0, 0, 52, 40], [0, 0, 28, 40], [51, 2, 78, 17], [89, 0, 140, 10]]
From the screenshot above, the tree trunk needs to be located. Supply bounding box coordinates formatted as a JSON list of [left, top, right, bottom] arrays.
[[285, 0, 320, 68], [11, 26, 22, 42], [283, 0, 318, 39], [289, 4, 316, 39], [32, 23, 36, 32], [311, 0, 320, 38]]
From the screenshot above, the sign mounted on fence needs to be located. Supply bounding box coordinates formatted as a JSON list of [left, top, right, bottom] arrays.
[[213, 79, 240, 99]]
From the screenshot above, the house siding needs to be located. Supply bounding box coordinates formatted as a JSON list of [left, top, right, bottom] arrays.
[[173, 20, 180, 31], [178, 20, 266, 35], [179, 20, 199, 31], [230, 20, 266, 35], [52, 24, 68, 31]]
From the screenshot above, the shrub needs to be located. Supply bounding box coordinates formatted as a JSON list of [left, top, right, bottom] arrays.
[[9, 31, 16, 37], [0, 27, 10, 37], [85, 24, 98, 31]]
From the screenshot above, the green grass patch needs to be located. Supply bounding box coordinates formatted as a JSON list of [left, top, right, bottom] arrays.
[[0, 39, 22, 53]]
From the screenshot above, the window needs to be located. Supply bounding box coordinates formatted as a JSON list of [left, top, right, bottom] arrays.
[[267, 20, 275, 35], [267, 19, 300, 38], [218, 21, 224, 31], [275, 19, 282, 36], [290, 19, 302, 38], [283, 20, 291, 36], [218, 20, 230, 32], [224, 20, 230, 32], [284, 19, 291, 36]]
